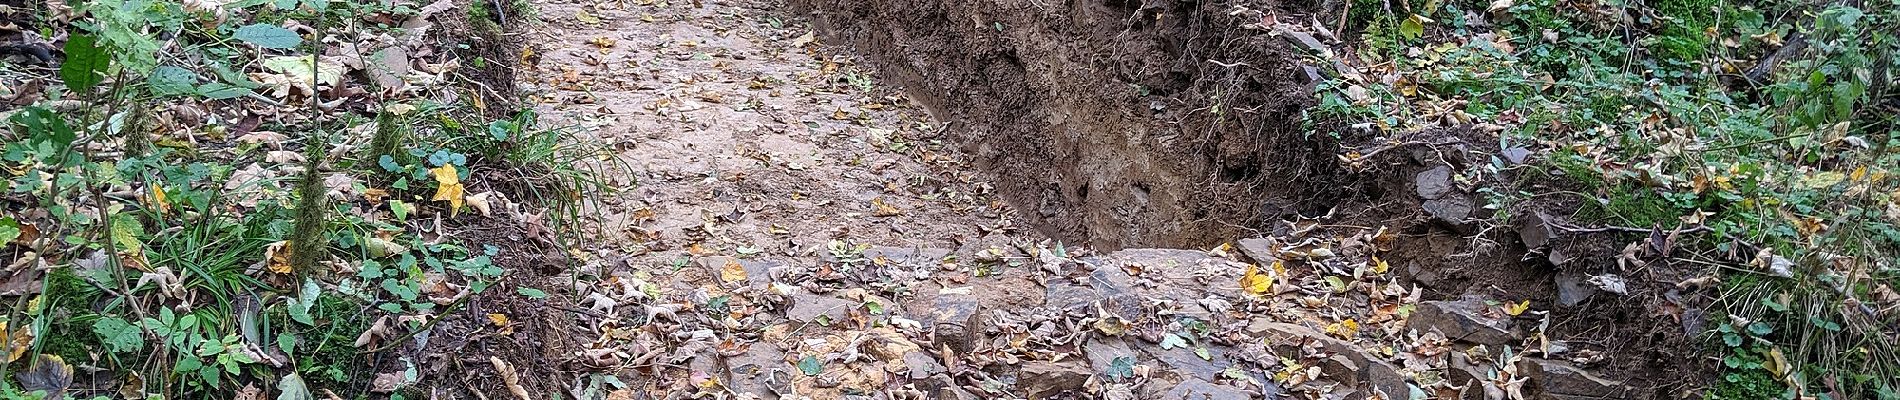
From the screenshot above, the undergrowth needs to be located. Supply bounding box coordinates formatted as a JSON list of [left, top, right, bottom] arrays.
[[0, 0, 602, 398], [1321, 0, 1899, 397]]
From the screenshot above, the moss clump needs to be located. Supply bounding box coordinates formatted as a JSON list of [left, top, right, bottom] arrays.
[[288, 294, 372, 389]]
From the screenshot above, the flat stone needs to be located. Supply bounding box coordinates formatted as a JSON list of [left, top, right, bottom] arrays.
[[1019, 361, 1091, 399], [1139, 342, 1229, 381], [1554, 272, 1596, 307], [1518, 358, 1632, 399], [1445, 352, 1504, 400], [1407, 300, 1520, 345], [1415, 166, 1455, 200], [1244, 320, 1408, 397], [1515, 212, 1555, 250], [1279, 30, 1332, 57], [1085, 337, 1139, 375], [902, 351, 945, 380], [725, 343, 786, 399], [1162, 378, 1254, 400], [931, 295, 984, 354], [1044, 281, 1098, 312], [1423, 196, 1476, 224], [1235, 237, 1276, 264], [786, 293, 856, 323]]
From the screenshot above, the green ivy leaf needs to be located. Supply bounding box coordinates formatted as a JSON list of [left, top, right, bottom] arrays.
[[288, 279, 319, 325], [797, 355, 823, 376], [197, 82, 252, 99], [516, 287, 548, 299], [60, 35, 110, 93], [1399, 15, 1427, 40], [93, 316, 145, 353], [149, 66, 199, 96], [1105, 356, 1136, 379], [233, 24, 304, 49], [1723, 333, 1742, 347], [0, 216, 20, 245], [1746, 322, 1773, 336]]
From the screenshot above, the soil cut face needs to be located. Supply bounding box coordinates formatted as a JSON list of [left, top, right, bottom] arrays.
[[793, 0, 1344, 251]]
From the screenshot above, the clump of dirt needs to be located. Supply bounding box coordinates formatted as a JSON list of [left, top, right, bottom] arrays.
[[792, 0, 1345, 251]]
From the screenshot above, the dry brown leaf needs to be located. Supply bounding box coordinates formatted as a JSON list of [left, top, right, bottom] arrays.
[[490, 356, 533, 400]]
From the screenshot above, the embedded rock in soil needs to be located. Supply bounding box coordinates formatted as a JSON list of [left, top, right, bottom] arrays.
[[931, 295, 983, 354], [1408, 299, 1521, 345], [1416, 165, 1476, 227], [1235, 237, 1276, 264], [1445, 352, 1507, 400], [1019, 361, 1092, 399], [787, 293, 857, 323], [1554, 271, 1596, 307], [1162, 378, 1255, 400], [1519, 358, 1633, 399], [1244, 320, 1410, 398], [727, 343, 788, 399]]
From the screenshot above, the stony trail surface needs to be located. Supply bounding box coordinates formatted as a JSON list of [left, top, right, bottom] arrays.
[[502, 1, 1635, 399]]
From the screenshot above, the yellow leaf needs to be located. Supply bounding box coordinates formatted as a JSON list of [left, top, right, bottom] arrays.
[[1240, 263, 1274, 295], [265, 241, 293, 274], [430, 164, 465, 214], [487, 313, 510, 327], [148, 183, 170, 215], [719, 259, 748, 283], [1372, 256, 1390, 274], [2, 320, 33, 362], [1504, 300, 1531, 316]]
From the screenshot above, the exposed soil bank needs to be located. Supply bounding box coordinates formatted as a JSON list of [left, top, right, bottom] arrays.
[[792, 0, 1341, 250], [791, 0, 1708, 397]]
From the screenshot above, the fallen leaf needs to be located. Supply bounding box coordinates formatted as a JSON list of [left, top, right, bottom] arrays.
[[1503, 300, 1531, 316], [430, 164, 465, 214], [1240, 263, 1274, 295], [790, 31, 816, 47], [719, 259, 747, 283], [870, 197, 902, 217], [491, 357, 532, 400]]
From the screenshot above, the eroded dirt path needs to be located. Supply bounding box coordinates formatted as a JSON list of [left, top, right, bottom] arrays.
[[527, 0, 1023, 255], [497, 1, 1632, 399]]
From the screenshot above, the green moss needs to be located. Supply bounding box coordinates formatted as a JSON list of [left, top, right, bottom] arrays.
[[1649, 0, 1719, 64], [37, 268, 101, 363], [289, 294, 372, 390]]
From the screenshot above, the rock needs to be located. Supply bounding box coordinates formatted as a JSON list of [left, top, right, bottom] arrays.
[[1019, 361, 1091, 399], [1416, 166, 1476, 226], [1162, 378, 1254, 400], [1085, 337, 1139, 375], [1407, 300, 1520, 345], [1139, 342, 1229, 381], [931, 295, 984, 354], [1502, 147, 1532, 165], [1279, 30, 1333, 57], [1518, 358, 1632, 399], [1515, 212, 1555, 250], [1415, 166, 1456, 200], [930, 375, 981, 400], [1444, 352, 1505, 400], [1235, 237, 1276, 264], [902, 351, 945, 380], [1422, 196, 1476, 224], [1554, 272, 1596, 307], [726, 343, 787, 399], [787, 293, 856, 323], [1243, 320, 1408, 398], [1044, 281, 1098, 312], [823, 246, 952, 266]]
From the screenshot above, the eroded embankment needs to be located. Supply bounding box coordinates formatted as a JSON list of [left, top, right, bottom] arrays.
[[792, 0, 1343, 250], [790, 0, 1705, 397]]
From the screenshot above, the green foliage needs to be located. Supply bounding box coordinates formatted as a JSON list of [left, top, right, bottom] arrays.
[[1318, 0, 1900, 396], [58, 35, 109, 93]]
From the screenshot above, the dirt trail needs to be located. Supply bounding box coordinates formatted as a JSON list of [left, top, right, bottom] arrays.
[[527, 0, 1026, 258], [490, 1, 1645, 399]]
